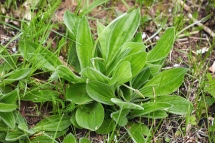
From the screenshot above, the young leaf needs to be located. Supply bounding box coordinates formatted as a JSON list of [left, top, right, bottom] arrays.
[[62, 133, 77, 143], [127, 123, 150, 143], [79, 137, 91, 143], [132, 67, 150, 89], [142, 110, 168, 119], [96, 119, 115, 134], [0, 103, 17, 112], [86, 81, 115, 105], [1, 68, 31, 85], [66, 83, 92, 104], [76, 102, 104, 131], [18, 123, 35, 135], [111, 109, 130, 127], [51, 65, 85, 83], [21, 90, 59, 102], [0, 112, 16, 129], [129, 102, 172, 118], [106, 9, 141, 65], [80, 0, 108, 16], [81, 67, 110, 83], [63, 11, 80, 39], [155, 95, 193, 115], [123, 51, 147, 77], [138, 68, 188, 97], [33, 115, 71, 132], [76, 16, 94, 70], [19, 41, 62, 71], [111, 98, 144, 110], [0, 89, 18, 104], [109, 61, 132, 86], [5, 130, 26, 142], [147, 27, 175, 62]]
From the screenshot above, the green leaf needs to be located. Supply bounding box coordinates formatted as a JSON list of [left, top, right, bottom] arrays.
[[139, 68, 188, 97], [51, 65, 85, 83], [76, 102, 104, 131], [18, 123, 35, 135], [96, 119, 115, 134], [63, 11, 80, 39], [132, 67, 150, 89], [0, 112, 16, 129], [106, 9, 141, 65], [30, 134, 58, 143], [79, 137, 91, 143], [81, 67, 110, 83], [129, 102, 172, 118], [76, 16, 94, 70], [0, 103, 17, 112], [0, 88, 18, 104], [1, 68, 31, 85], [111, 109, 130, 126], [127, 123, 150, 143], [86, 81, 115, 105], [111, 98, 144, 110], [5, 130, 26, 142], [142, 110, 168, 119], [21, 90, 58, 102], [109, 61, 132, 86], [33, 115, 71, 132], [62, 133, 77, 143], [123, 51, 147, 78], [147, 27, 175, 62], [19, 41, 62, 71], [66, 83, 92, 104], [80, 0, 108, 16], [155, 95, 193, 115]]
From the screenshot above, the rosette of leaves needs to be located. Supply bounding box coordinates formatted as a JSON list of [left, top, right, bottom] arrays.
[[18, 8, 192, 142]]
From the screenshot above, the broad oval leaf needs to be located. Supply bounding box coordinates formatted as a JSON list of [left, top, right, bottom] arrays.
[[76, 16, 94, 70], [155, 95, 193, 115], [79, 137, 91, 143], [33, 115, 71, 132], [66, 83, 92, 104], [111, 98, 144, 110], [138, 68, 188, 97], [0, 112, 16, 129], [86, 81, 115, 105], [76, 102, 104, 131], [147, 27, 175, 62], [62, 133, 77, 143]]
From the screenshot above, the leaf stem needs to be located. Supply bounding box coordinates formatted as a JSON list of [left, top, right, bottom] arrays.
[[123, 84, 145, 98]]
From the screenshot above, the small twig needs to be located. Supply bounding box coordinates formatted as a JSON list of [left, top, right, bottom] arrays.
[[179, 0, 215, 38]]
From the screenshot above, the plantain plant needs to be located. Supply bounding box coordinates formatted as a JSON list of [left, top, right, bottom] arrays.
[[0, 7, 193, 143], [57, 8, 191, 142]]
